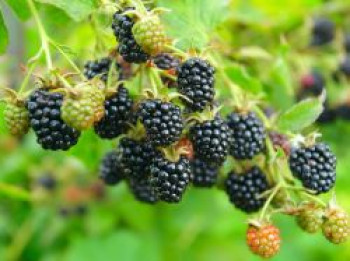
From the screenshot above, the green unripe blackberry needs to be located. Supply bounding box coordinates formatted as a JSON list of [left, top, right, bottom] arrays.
[[4, 101, 30, 138]]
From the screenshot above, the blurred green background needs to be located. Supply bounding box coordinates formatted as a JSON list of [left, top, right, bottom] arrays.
[[1, 0, 350, 260]]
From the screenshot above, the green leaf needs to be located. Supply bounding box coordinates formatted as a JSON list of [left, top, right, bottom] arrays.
[[158, 0, 228, 50], [236, 46, 272, 61], [35, 0, 98, 22], [0, 11, 8, 54], [277, 96, 324, 132], [268, 56, 294, 110], [225, 65, 263, 95], [0, 182, 31, 201], [5, 0, 31, 20]]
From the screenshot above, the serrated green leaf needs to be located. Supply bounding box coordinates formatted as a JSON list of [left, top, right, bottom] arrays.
[[158, 0, 228, 50], [277, 97, 324, 132], [5, 0, 31, 20], [35, 0, 98, 22], [0, 11, 8, 54]]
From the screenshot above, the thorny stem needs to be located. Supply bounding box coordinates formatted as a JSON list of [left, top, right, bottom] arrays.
[[26, 0, 53, 70]]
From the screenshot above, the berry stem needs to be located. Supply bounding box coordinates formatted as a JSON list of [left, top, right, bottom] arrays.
[[18, 61, 38, 94], [259, 184, 281, 221], [49, 40, 84, 79], [26, 0, 53, 71]]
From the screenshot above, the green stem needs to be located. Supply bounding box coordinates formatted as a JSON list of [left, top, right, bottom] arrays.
[[18, 61, 38, 94], [300, 191, 327, 207], [50, 40, 84, 79], [259, 184, 281, 221], [26, 0, 53, 70]]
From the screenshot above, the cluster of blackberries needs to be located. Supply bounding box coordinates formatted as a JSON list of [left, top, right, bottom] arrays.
[[299, 71, 350, 124]]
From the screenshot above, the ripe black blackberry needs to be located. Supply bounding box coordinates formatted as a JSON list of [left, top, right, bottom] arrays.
[[190, 158, 218, 187], [128, 176, 158, 204], [339, 57, 350, 77], [112, 10, 149, 63], [99, 150, 124, 186], [310, 18, 335, 46], [138, 99, 183, 146], [84, 57, 120, 82], [317, 104, 336, 124], [94, 86, 134, 139], [225, 166, 270, 213], [289, 143, 336, 194], [177, 58, 215, 111], [335, 104, 350, 120], [150, 155, 190, 203], [27, 89, 80, 151], [189, 117, 231, 166], [153, 53, 180, 70], [227, 111, 266, 160], [119, 137, 159, 178], [37, 174, 57, 190]]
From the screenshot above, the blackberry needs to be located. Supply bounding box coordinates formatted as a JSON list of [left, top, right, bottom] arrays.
[[339, 56, 350, 77], [119, 137, 159, 178], [84, 57, 120, 82], [153, 53, 180, 70], [289, 143, 336, 194], [27, 89, 80, 151], [112, 10, 149, 63], [310, 18, 335, 46], [138, 99, 183, 146], [37, 174, 57, 190], [128, 176, 158, 204], [225, 167, 270, 213], [317, 104, 336, 124], [189, 117, 231, 165], [300, 71, 325, 97], [335, 104, 350, 120], [227, 112, 266, 160], [94, 86, 134, 139], [190, 158, 218, 187], [150, 155, 190, 203], [177, 58, 215, 111], [345, 34, 350, 53], [99, 150, 124, 186]]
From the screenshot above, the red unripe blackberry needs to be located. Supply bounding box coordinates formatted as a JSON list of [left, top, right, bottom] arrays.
[[177, 58, 215, 111], [99, 150, 124, 186], [153, 53, 180, 70], [94, 86, 134, 139], [310, 18, 335, 46], [138, 99, 183, 147], [268, 131, 291, 155], [189, 117, 231, 166], [289, 143, 336, 194], [190, 158, 218, 187], [300, 71, 325, 96], [150, 155, 190, 203], [246, 223, 281, 258], [27, 89, 80, 151], [225, 167, 270, 213], [227, 111, 266, 160], [112, 10, 149, 63], [128, 176, 158, 204], [119, 137, 159, 178], [84, 57, 120, 82]]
